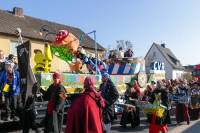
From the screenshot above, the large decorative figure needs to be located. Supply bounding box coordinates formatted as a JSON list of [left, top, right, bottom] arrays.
[[53, 30, 79, 54], [75, 46, 101, 75], [33, 42, 52, 73], [99, 73, 119, 133], [39, 72, 67, 133], [65, 76, 105, 133], [87, 53, 108, 74], [148, 81, 171, 133]]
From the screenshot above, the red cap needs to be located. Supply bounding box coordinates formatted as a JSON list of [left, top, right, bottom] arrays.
[[53, 72, 60, 78]]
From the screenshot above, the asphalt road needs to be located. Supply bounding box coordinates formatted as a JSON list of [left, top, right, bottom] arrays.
[[1, 108, 178, 133]]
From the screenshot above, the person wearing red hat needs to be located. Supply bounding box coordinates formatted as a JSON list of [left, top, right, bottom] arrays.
[[39, 72, 67, 133]]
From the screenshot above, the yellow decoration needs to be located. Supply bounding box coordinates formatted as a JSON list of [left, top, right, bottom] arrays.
[[33, 43, 52, 73], [43, 43, 52, 72], [3, 84, 10, 92], [138, 93, 165, 117]]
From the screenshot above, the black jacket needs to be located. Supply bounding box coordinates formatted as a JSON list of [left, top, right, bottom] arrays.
[[100, 82, 119, 123], [125, 91, 138, 106], [41, 83, 67, 133], [124, 51, 133, 57], [108, 54, 116, 59], [148, 89, 171, 125], [0, 61, 5, 72]]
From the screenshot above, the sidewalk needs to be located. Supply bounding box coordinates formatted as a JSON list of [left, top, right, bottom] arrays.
[[168, 119, 200, 133]]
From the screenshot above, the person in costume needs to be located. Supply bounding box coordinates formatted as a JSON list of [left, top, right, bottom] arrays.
[[133, 80, 141, 96], [0, 50, 6, 123], [0, 60, 20, 121], [88, 53, 108, 74], [120, 83, 140, 128], [117, 47, 124, 58], [148, 81, 171, 133], [151, 80, 156, 89], [175, 80, 190, 126], [124, 48, 133, 57], [39, 72, 67, 133], [65, 76, 105, 133], [99, 73, 119, 133], [189, 82, 200, 120], [108, 50, 116, 59], [75, 46, 101, 75], [142, 85, 153, 102], [8, 54, 19, 71], [166, 80, 174, 110]]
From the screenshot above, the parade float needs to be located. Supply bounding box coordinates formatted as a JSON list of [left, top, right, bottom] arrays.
[[32, 25, 166, 115], [34, 26, 166, 92], [0, 25, 167, 125]]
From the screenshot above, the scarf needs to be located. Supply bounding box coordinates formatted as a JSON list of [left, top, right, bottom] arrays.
[[84, 76, 105, 108]]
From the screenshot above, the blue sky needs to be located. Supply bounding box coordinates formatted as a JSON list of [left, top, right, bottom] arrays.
[[1, 1, 200, 66]]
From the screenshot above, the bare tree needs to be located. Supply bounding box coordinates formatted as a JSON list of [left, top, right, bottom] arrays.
[[116, 40, 133, 52], [105, 45, 111, 58]]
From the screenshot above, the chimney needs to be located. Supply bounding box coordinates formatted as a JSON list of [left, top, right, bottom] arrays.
[[13, 7, 24, 17], [161, 43, 165, 48]]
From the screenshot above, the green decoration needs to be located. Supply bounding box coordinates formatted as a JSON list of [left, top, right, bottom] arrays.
[[50, 45, 73, 61]]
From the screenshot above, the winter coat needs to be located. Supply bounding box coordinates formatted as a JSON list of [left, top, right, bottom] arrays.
[[148, 89, 171, 125], [0, 70, 20, 96], [65, 90, 104, 133], [99, 82, 119, 123], [41, 83, 66, 133]]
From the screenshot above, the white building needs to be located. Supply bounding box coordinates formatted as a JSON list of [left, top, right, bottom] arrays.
[[145, 43, 185, 80]]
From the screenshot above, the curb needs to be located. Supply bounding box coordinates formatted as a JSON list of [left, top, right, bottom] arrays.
[[168, 119, 200, 133]]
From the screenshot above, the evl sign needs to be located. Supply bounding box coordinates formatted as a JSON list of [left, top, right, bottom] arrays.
[[151, 62, 164, 70]]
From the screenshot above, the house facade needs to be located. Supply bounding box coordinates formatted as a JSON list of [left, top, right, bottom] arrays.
[[145, 43, 185, 80], [0, 7, 105, 73]]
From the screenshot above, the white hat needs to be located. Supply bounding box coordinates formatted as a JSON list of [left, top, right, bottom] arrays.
[[90, 53, 95, 58], [5, 60, 14, 68]]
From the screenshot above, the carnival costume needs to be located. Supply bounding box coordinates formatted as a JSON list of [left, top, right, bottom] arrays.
[[148, 87, 171, 133], [174, 86, 190, 125], [100, 73, 119, 133], [120, 83, 140, 128], [189, 82, 200, 120], [41, 72, 67, 133], [0, 60, 20, 121], [66, 76, 105, 133]]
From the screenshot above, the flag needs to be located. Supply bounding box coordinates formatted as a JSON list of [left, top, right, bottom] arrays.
[[16, 40, 36, 102]]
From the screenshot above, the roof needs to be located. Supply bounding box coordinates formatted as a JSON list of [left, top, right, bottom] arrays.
[[184, 65, 194, 71], [146, 43, 185, 70], [0, 8, 105, 51]]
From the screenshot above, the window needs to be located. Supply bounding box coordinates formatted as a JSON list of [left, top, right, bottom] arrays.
[[10, 41, 21, 55], [153, 52, 156, 56], [176, 73, 181, 79], [176, 61, 179, 66]]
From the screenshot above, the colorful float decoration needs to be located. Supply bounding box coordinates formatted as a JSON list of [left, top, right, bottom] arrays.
[[32, 25, 167, 115], [33, 25, 107, 75], [33, 42, 52, 73], [136, 93, 166, 117]]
